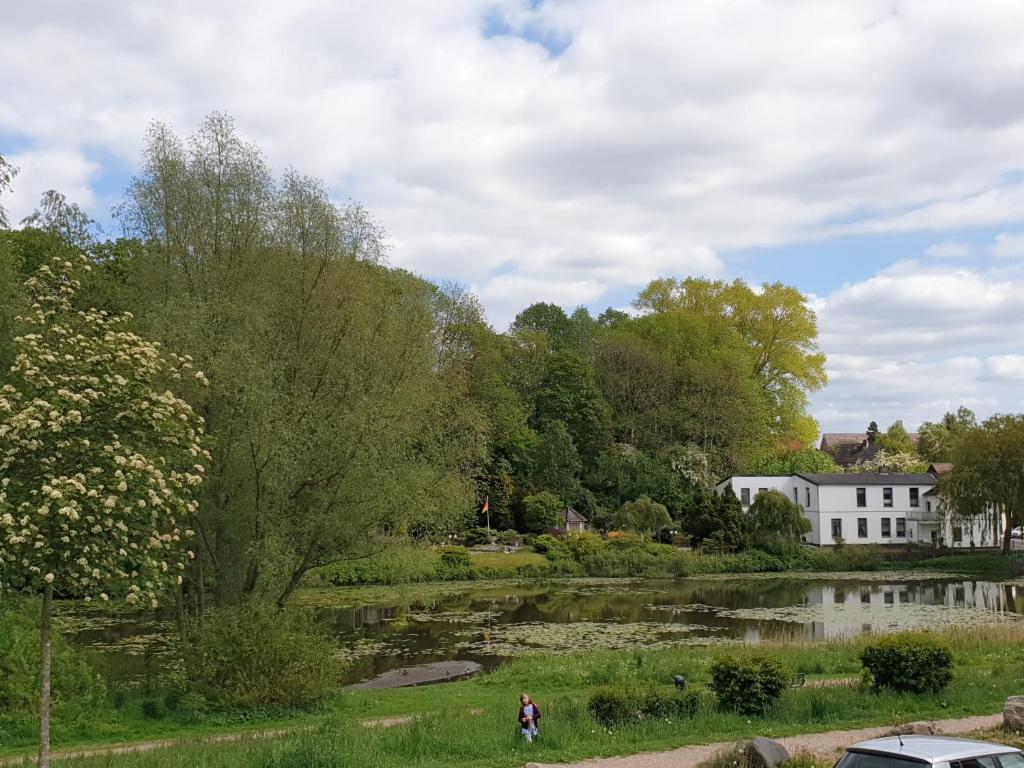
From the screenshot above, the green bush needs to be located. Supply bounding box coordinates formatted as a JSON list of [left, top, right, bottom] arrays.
[[436, 546, 473, 580], [180, 605, 341, 710], [0, 597, 106, 720], [588, 684, 700, 727], [709, 654, 788, 716], [859, 632, 953, 693]]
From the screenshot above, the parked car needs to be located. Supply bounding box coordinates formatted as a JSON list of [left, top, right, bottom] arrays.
[[835, 736, 1024, 768], [1012, 526, 1024, 539]]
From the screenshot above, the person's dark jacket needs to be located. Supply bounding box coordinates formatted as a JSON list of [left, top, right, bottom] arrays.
[[518, 703, 542, 728]]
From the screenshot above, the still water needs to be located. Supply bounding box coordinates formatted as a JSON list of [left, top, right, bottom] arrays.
[[61, 571, 1024, 686]]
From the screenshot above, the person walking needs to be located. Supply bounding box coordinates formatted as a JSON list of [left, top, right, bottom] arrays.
[[518, 693, 541, 742]]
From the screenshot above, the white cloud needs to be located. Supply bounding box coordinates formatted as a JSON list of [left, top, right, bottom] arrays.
[[0, 148, 99, 225], [811, 263, 1024, 431], [6, 1, 1024, 328], [5, 1, 1024, 423], [925, 240, 972, 258], [989, 355, 1024, 380], [991, 232, 1024, 259]]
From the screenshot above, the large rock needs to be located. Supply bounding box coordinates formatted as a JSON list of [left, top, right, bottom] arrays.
[[1004, 696, 1024, 730], [891, 722, 936, 736], [744, 737, 791, 768]]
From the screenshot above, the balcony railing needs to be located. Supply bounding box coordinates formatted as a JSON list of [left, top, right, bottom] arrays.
[[907, 508, 939, 522]]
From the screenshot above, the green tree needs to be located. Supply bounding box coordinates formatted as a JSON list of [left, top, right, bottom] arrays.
[[522, 491, 563, 533], [942, 415, 1024, 554], [611, 496, 672, 538], [876, 420, 917, 454], [0, 254, 205, 767], [0, 153, 16, 229], [115, 114, 484, 607], [530, 420, 582, 498], [681, 488, 749, 550], [533, 351, 612, 465], [866, 421, 880, 442], [633, 277, 826, 444], [510, 302, 573, 348], [747, 446, 840, 475], [748, 490, 811, 542], [918, 407, 977, 463]]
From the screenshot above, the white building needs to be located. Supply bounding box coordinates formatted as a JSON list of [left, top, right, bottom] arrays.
[[715, 472, 1003, 548]]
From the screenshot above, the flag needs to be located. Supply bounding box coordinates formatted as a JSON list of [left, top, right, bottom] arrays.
[[482, 496, 490, 515]]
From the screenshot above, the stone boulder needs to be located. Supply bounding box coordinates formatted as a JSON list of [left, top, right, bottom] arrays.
[[1004, 696, 1024, 731], [744, 737, 791, 768], [891, 722, 936, 736]]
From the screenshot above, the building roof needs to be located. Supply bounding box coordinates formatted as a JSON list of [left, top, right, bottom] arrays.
[[820, 432, 870, 449], [795, 472, 937, 486], [929, 462, 954, 475], [847, 736, 1018, 763], [563, 506, 588, 524]]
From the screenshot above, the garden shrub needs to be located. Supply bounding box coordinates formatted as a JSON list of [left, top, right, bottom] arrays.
[[588, 684, 700, 727], [0, 597, 106, 720], [709, 654, 788, 716], [180, 605, 341, 710], [436, 546, 473, 580], [859, 632, 953, 693]]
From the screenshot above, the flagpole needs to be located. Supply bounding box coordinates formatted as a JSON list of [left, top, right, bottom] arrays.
[[486, 495, 491, 537]]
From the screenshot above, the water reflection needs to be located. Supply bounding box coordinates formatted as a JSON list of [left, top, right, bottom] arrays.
[[62, 575, 1023, 686]]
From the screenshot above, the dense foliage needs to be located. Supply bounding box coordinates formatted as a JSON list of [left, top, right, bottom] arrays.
[[588, 684, 700, 726], [709, 654, 789, 716], [859, 632, 953, 694], [180, 605, 342, 710]]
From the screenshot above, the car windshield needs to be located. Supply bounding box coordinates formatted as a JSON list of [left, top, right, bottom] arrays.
[[837, 752, 928, 768], [997, 754, 1024, 768]]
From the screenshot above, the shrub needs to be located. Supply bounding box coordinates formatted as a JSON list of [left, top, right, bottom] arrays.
[[709, 654, 788, 716], [180, 605, 342, 710], [462, 527, 493, 547], [523, 491, 564, 533], [0, 597, 106, 720], [859, 632, 953, 693], [436, 546, 473, 580], [588, 684, 700, 727]]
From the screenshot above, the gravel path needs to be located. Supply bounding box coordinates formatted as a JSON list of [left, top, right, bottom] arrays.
[[529, 713, 1004, 768]]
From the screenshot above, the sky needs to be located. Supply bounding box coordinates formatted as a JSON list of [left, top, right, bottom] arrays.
[[2, 0, 1024, 435]]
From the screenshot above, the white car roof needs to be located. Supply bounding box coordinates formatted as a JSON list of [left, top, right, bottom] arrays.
[[848, 736, 1021, 764]]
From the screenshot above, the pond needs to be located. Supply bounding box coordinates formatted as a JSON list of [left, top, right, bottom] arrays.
[[57, 571, 1024, 687]]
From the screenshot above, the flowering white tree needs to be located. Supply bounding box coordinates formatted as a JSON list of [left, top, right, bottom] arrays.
[[0, 253, 207, 768]]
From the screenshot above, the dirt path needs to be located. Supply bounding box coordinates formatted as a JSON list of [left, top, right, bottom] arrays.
[[529, 713, 1004, 768]]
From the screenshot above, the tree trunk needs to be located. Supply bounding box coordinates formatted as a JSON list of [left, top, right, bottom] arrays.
[[276, 566, 307, 610], [1004, 513, 1012, 555], [38, 582, 53, 768]]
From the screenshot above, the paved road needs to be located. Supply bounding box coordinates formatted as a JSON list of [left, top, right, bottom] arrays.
[[529, 714, 1004, 768]]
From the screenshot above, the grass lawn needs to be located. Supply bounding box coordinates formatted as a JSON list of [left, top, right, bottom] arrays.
[[469, 547, 550, 572], [4, 626, 1024, 768]]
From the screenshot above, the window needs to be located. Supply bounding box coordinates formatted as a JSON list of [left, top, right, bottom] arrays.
[[951, 757, 999, 768], [857, 518, 868, 538], [909, 488, 919, 507], [831, 518, 842, 540], [883, 487, 893, 507], [793, 488, 799, 504], [884, 591, 894, 605], [806, 487, 811, 506], [758, 487, 768, 496], [953, 526, 963, 543], [996, 753, 1024, 768], [881, 518, 891, 537], [836, 750, 936, 768], [896, 517, 906, 537], [926, 500, 932, 513], [740, 488, 750, 506], [856, 487, 866, 507]]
